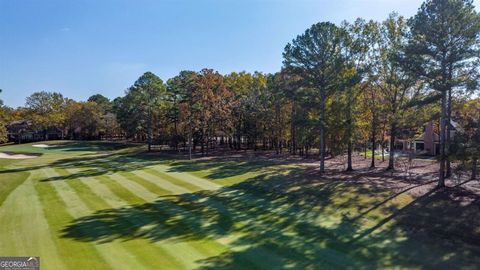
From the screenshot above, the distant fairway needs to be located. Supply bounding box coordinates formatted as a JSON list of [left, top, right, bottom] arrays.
[[0, 141, 479, 269]]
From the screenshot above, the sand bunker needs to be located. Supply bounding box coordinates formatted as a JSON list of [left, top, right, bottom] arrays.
[[32, 144, 52, 148], [0, 152, 39, 159]]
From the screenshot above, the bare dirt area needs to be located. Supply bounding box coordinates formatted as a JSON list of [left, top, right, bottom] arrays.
[[320, 154, 479, 198], [269, 152, 475, 198]]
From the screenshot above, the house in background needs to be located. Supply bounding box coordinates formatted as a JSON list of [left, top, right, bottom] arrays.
[[7, 120, 63, 143], [397, 120, 458, 156], [411, 121, 440, 155], [7, 120, 40, 143]]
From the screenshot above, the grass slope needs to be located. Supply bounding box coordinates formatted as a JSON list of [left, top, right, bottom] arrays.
[[0, 141, 479, 269], [0, 155, 40, 208]]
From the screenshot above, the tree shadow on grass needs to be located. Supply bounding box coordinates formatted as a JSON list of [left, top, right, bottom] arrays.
[[0, 152, 167, 181], [0, 143, 145, 176], [0, 154, 171, 179], [4, 148, 284, 183], [45, 141, 135, 152], [2, 147, 293, 185], [61, 165, 480, 269], [39, 153, 170, 182], [167, 157, 289, 180]]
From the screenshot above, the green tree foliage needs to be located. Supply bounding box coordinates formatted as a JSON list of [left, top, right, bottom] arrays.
[[64, 101, 103, 139], [280, 68, 317, 157], [407, 0, 480, 186], [283, 22, 349, 174], [0, 89, 8, 143], [225, 71, 268, 150], [264, 72, 290, 154], [451, 99, 480, 179], [25, 91, 68, 139], [191, 69, 234, 155], [115, 72, 167, 151], [369, 13, 419, 171], [340, 18, 378, 170], [166, 70, 198, 157], [88, 94, 112, 114]]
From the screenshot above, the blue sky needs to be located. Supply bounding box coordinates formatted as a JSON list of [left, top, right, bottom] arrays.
[[1, 0, 478, 107]]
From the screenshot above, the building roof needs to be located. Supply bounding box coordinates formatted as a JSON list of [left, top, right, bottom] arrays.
[[7, 119, 32, 127]]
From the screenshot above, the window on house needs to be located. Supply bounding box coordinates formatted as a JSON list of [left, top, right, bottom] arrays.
[[416, 142, 425, 151]]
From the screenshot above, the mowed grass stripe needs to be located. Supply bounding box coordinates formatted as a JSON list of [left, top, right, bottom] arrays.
[[0, 175, 66, 269], [59, 164, 370, 269], [155, 164, 382, 245], [54, 156, 318, 268], [42, 167, 149, 270], [103, 173, 166, 201], [33, 171, 111, 269], [142, 165, 352, 267], [139, 170, 297, 266], [118, 171, 172, 196], [64, 168, 224, 269], [72, 181, 190, 270], [147, 165, 221, 191], [121, 170, 193, 194], [84, 157, 354, 267], [85, 156, 217, 191], [120, 168, 290, 269], [96, 175, 146, 205], [56, 168, 185, 270], [103, 171, 236, 258], [99, 172, 228, 264], [143, 167, 218, 192]]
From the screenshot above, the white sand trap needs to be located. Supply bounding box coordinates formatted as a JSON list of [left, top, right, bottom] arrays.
[[0, 152, 39, 159], [32, 144, 52, 148]]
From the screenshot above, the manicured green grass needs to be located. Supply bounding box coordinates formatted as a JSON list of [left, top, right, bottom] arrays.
[[1, 141, 479, 269], [0, 161, 30, 207]]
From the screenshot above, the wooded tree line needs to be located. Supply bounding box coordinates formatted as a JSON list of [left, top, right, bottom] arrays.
[[0, 89, 8, 143], [1, 0, 479, 186]]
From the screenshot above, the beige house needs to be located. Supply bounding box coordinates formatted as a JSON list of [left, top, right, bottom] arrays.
[[397, 120, 457, 156]]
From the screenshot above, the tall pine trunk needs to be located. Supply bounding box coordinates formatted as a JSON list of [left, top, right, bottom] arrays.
[[188, 123, 192, 160], [381, 142, 385, 162], [387, 123, 396, 170], [346, 92, 353, 171], [472, 159, 478, 180], [291, 103, 297, 155], [319, 92, 326, 175], [364, 143, 367, 159], [371, 107, 377, 168], [347, 142, 353, 171], [371, 124, 376, 168], [446, 88, 452, 178], [438, 91, 447, 188], [174, 119, 179, 151], [147, 113, 152, 152]]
